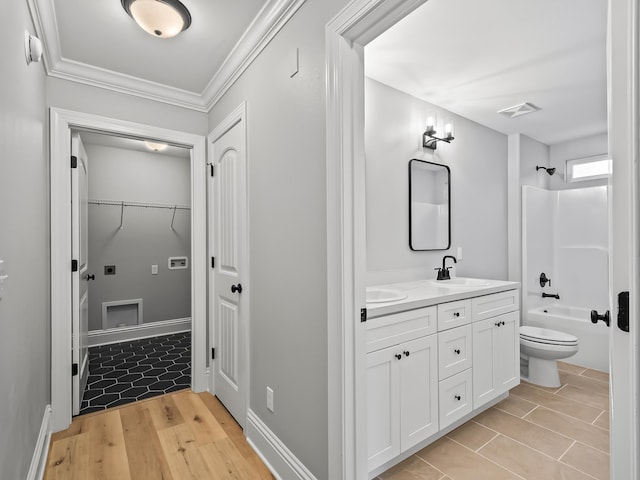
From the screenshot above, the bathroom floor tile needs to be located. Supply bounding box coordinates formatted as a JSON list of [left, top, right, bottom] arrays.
[[523, 406, 609, 453], [474, 408, 573, 459], [416, 437, 518, 480], [79, 332, 191, 415], [561, 442, 610, 480], [378, 455, 444, 480], [510, 383, 602, 423], [581, 369, 609, 383], [446, 421, 497, 451], [559, 372, 609, 396], [493, 394, 537, 418], [556, 384, 609, 410], [557, 361, 587, 375], [593, 411, 610, 430], [478, 434, 593, 480]]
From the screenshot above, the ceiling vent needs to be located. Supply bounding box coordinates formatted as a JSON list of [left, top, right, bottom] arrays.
[[497, 102, 541, 118]]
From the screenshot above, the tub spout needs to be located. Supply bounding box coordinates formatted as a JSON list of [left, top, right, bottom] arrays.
[[542, 292, 560, 300]]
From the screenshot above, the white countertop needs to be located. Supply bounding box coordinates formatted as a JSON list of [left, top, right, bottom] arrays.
[[366, 278, 520, 318]]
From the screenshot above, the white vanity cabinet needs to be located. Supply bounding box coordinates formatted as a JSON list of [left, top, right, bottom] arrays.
[[366, 309, 439, 471], [366, 283, 520, 476]]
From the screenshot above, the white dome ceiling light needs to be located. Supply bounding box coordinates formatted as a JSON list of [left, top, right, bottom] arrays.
[[121, 0, 192, 39]]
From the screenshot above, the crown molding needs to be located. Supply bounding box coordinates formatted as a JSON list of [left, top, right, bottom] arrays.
[[201, 0, 307, 110], [27, 0, 308, 113]]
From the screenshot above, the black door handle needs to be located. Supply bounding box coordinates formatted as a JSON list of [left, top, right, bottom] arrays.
[[86, 274, 95, 281], [231, 284, 243, 294], [590, 309, 610, 327]]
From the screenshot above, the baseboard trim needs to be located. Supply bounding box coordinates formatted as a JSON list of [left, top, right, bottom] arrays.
[[27, 404, 51, 480], [246, 409, 317, 480], [88, 317, 191, 347]]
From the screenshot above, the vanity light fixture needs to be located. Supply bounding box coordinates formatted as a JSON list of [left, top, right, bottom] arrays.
[[121, 0, 192, 39], [423, 115, 455, 150], [144, 140, 168, 152]]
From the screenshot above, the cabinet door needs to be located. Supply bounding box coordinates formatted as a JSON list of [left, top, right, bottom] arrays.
[[367, 345, 401, 471], [494, 311, 520, 392], [400, 335, 439, 451], [473, 311, 520, 409]]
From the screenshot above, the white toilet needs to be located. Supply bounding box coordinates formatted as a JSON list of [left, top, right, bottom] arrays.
[[519, 326, 579, 388]]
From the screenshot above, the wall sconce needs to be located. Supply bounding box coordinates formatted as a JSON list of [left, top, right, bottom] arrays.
[[423, 115, 455, 150], [121, 0, 192, 38]]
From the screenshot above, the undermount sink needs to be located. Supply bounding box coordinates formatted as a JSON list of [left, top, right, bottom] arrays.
[[366, 287, 408, 303], [430, 277, 493, 288]]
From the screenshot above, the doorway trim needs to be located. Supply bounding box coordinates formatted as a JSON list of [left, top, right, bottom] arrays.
[[326, 0, 639, 478], [50, 107, 207, 432]]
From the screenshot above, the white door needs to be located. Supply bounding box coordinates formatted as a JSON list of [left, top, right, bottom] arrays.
[[71, 131, 90, 416], [209, 109, 248, 427]]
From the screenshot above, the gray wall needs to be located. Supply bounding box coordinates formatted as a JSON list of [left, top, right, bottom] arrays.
[[365, 78, 509, 285], [85, 143, 191, 330], [0, 2, 50, 478], [206, 0, 348, 477]]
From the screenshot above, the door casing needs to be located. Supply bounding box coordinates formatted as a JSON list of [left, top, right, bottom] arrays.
[[50, 108, 207, 432]]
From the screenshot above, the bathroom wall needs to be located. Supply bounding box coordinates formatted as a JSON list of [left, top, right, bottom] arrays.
[[84, 142, 191, 331], [206, 0, 350, 476], [549, 133, 608, 190], [365, 78, 509, 284], [0, 2, 50, 479]]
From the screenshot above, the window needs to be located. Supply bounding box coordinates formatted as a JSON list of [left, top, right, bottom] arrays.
[[566, 155, 612, 182]]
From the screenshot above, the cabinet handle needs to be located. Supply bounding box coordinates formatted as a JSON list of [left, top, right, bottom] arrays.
[[454, 349, 461, 355], [395, 354, 402, 360], [403, 350, 410, 357], [454, 395, 461, 401], [453, 312, 460, 317]]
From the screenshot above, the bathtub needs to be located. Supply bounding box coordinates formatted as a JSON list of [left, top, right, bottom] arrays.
[[526, 305, 609, 372]]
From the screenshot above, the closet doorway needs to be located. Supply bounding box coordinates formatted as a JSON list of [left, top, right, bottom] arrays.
[[50, 108, 207, 433], [73, 130, 193, 415]]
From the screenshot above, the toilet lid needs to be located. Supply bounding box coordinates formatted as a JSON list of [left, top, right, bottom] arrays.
[[520, 326, 578, 345]]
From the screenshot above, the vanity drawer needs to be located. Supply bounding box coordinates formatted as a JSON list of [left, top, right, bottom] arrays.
[[438, 324, 472, 379], [472, 289, 520, 321], [439, 368, 473, 429], [437, 299, 472, 331], [366, 306, 437, 353]]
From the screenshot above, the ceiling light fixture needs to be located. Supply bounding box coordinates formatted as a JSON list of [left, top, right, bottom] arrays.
[[144, 141, 168, 152], [121, 0, 191, 39]]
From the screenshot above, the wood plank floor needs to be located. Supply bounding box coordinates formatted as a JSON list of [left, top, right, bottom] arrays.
[[44, 390, 274, 480]]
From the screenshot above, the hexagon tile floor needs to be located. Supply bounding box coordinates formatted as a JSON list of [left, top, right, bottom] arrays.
[[79, 331, 191, 415]]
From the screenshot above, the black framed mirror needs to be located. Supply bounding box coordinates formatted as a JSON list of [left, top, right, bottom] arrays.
[[409, 159, 451, 250]]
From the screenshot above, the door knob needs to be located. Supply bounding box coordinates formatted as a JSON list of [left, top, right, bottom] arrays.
[[590, 309, 610, 327], [86, 274, 95, 281], [231, 283, 243, 294], [454, 349, 461, 355]]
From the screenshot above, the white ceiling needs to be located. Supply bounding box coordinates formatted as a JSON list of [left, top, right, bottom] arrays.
[[364, 0, 608, 146], [30, 0, 306, 110]]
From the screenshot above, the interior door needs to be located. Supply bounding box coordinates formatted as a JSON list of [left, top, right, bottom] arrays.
[[71, 131, 90, 416], [210, 112, 247, 427]]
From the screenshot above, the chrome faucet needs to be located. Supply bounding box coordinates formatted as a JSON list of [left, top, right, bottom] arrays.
[[435, 255, 457, 280]]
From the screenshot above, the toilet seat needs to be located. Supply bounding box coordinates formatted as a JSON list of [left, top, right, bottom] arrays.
[[520, 326, 578, 346]]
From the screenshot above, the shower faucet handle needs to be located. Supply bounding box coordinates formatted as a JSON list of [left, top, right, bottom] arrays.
[[539, 272, 551, 287]]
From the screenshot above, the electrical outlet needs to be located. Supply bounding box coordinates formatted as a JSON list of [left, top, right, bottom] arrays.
[[456, 246, 463, 260], [152, 265, 158, 275], [266, 386, 274, 412]]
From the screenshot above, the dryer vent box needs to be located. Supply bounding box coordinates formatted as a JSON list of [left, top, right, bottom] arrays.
[[168, 256, 188, 270]]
